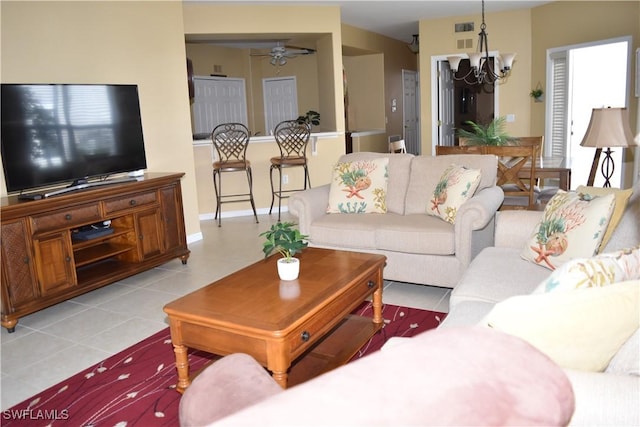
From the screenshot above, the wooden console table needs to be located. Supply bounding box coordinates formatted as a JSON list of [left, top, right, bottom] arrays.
[[1, 173, 190, 332]]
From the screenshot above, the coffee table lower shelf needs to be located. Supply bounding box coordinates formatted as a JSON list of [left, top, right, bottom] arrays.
[[287, 313, 382, 387]]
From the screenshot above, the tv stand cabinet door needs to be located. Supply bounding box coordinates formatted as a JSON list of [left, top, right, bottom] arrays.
[[136, 208, 164, 260], [33, 232, 77, 295]]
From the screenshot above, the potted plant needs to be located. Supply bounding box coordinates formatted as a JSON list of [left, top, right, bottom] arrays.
[[260, 222, 309, 280], [296, 110, 320, 128], [456, 116, 516, 146], [530, 88, 544, 102]]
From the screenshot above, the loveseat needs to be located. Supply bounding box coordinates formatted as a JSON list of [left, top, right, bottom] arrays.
[[289, 152, 504, 288]]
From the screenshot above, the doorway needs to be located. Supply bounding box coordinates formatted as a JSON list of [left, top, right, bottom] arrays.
[[402, 69, 420, 154], [546, 36, 631, 189], [432, 55, 497, 151]]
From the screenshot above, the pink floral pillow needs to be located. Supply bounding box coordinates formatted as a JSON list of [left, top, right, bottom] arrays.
[[521, 190, 615, 270], [327, 157, 388, 213], [427, 164, 481, 224]]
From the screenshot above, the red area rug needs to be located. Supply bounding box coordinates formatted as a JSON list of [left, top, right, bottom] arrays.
[[3, 303, 445, 426]]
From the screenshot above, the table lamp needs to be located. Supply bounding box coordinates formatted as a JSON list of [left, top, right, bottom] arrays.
[[580, 107, 635, 187]]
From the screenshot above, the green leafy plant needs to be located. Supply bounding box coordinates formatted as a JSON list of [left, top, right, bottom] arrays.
[[530, 88, 544, 99], [296, 110, 320, 127], [260, 222, 309, 262], [456, 116, 516, 146]]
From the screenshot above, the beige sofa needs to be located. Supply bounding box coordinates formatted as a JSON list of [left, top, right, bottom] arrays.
[[289, 152, 504, 288], [441, 181, 640, 426]]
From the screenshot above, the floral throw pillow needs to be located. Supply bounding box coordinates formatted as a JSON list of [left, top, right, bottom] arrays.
[[427, 164, 481, 224], [327, 157, 389, 213], [521, 190, 615, 270], [532, 245, 640, 293]]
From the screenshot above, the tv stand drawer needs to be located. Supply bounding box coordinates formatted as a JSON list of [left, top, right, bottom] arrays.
[[104, 190, 157, 215], [30, 203, 102, 234]]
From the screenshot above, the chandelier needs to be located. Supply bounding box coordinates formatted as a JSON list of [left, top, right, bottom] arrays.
[[447, 0, 516, 85]]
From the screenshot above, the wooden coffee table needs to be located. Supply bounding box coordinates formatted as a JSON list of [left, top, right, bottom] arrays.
[[163, 248, 386, 391]]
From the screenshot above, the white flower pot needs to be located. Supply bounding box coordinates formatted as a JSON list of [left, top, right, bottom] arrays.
[[277, 257, 300, 281]]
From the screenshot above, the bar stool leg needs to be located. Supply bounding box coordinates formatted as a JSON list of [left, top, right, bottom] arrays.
[[269, 165, 277, 215], [246, 167, 259, 224], [212, 169, 222, 227]]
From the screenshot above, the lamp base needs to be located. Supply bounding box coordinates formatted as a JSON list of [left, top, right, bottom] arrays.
[[587, 148, 616, 188]]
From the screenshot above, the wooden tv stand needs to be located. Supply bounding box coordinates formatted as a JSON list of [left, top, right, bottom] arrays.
[[1, 173, 190, 332]]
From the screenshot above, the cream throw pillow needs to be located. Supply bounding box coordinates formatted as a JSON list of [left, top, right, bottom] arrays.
[[427, 164, 481, 224], [327, 157, 388, 213], [576, 185, 633, 252], [482, 280, 640, 372], [533, 246, 640, 293], [521, 190, 615, 270]]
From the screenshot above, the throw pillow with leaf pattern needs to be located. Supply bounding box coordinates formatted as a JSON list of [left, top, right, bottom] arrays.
[[427, 164, 481, 224], [327, 157, 389, 213]]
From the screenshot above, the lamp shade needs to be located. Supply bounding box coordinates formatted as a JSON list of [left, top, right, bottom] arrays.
[[580, 107, 635, 148], [447, 56, 463, 72]]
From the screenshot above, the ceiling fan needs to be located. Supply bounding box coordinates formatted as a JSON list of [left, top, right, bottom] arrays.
[[251, 42, 315, 66]]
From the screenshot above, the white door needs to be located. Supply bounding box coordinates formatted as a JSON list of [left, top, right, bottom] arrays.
[[263, 77, 298, 135], [437, 60, 455, 147], [192, 76, 248, 134], [402, 70, 420, 154]]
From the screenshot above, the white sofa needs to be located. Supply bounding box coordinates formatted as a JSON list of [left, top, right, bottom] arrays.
[[440, 181, 640, 426], [289, 152, 504, 288]]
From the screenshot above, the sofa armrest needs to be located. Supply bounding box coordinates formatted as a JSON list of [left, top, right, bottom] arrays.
[[495, 210, 543, 249], [454, 185, 504, 267], [564, 369, 640, 426], [288, 185, 330, 235]]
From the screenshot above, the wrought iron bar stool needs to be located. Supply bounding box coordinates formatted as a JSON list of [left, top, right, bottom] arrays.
[[269, 120, 312, 221], [211, 123, 259, 227]]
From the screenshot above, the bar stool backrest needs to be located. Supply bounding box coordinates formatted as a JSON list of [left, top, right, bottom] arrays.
[[211, 123, 250, 164], [274, 120, 311, 159]]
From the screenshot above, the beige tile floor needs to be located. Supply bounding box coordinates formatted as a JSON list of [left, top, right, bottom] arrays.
[[0, 212, 450, 410]]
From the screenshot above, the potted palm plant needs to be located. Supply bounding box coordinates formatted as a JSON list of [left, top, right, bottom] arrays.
[[456, 116, 516, 146], [296, 110, 320, 128], [260, 222, 309, 280]]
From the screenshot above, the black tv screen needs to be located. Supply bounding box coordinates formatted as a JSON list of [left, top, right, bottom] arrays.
[[1, 84, 147, 193]]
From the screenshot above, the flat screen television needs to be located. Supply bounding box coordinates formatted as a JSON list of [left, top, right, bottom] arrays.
[[1, 83, 147, 198]]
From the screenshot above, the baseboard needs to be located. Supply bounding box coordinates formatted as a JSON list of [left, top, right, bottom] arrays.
[[198, 206, 287, 222]]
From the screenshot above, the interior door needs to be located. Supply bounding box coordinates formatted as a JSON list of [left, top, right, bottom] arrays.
[[402, 70, 420, 154], [192, 77, 248, 134], [263, 76, 298, 135], [437, 60, 455, 147]]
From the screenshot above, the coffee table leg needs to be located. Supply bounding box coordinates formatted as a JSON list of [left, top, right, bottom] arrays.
[[270, 369, 288, 388], [372, 284, 383, 325], [173, 344, 190, 393]]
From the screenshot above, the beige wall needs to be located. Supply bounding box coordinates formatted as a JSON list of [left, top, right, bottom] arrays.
[[341, 24, 418, 139], [0, 1, 202, 239], [343, 54, 386, 131]]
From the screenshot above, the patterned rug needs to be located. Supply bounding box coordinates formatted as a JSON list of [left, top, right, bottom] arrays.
[[3, 303, 446, 426]]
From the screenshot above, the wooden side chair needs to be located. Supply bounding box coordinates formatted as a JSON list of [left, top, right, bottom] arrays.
[[211, 123, 259, 227], [269, 120, 312, 221], [388, 135, 407, 153], [484, 145, 538, 210]]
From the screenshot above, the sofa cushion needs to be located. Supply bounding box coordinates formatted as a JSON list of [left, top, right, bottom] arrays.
[[450, 247, 550, 306], [605, 328, 640, 376], [576, 185, 633, 252], [520, 190, 615, 270], [533, 245, 640, 293], [337, 152, 413, 215], [375, 214, 455, 255], [404, 154, 497, 215], [603, 181, 640, 253], [327, 157, 389, 213], [309, 213, 383, 249], [482, 280, 640, 372], [427, 164, 481, 224]]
